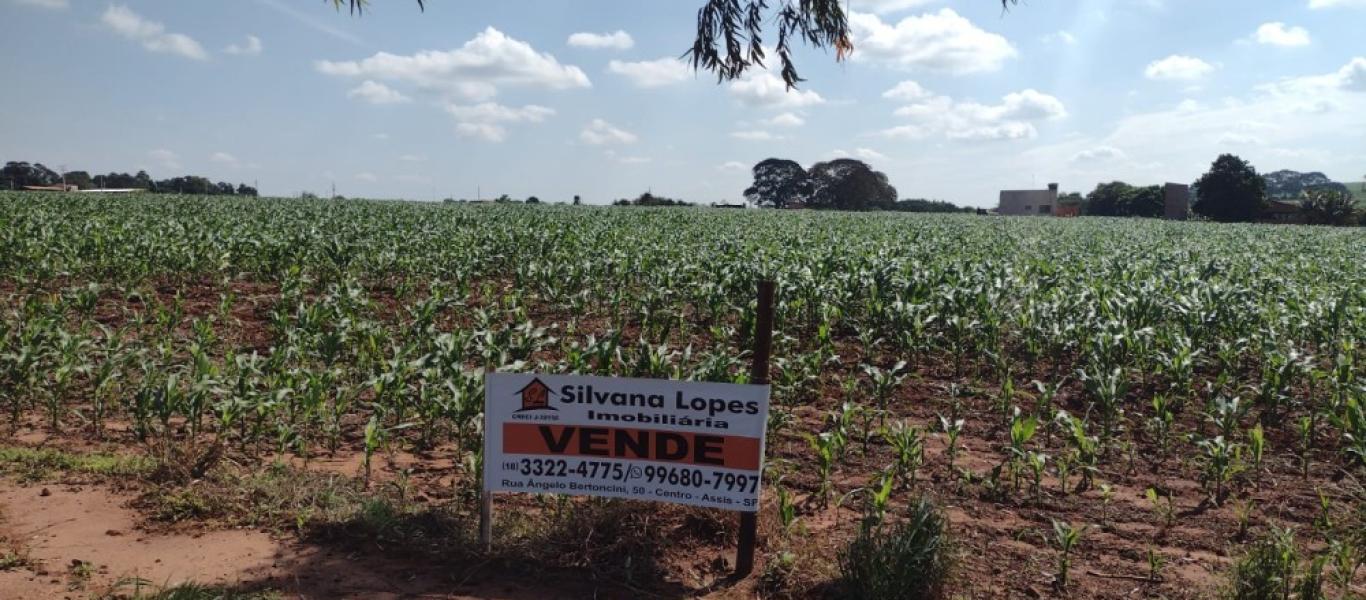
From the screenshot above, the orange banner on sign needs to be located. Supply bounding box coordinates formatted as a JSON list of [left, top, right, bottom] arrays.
[[503, 423, 761, 470]]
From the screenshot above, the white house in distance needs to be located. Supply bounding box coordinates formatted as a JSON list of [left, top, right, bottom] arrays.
[[998, 183, 1058, 216]]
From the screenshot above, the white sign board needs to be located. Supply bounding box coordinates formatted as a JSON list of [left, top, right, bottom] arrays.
[[483, 373, 771, 512]]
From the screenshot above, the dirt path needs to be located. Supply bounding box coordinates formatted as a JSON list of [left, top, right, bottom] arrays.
[[0, 481, 580, 599]]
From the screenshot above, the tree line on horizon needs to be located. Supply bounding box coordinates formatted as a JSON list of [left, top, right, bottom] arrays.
[[1062, 154, 1360, 226], [743, 158, 971, 213], [1, 160, 258, 197]]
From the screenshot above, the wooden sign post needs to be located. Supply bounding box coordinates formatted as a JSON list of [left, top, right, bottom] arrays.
[[735, 279, 774, 577]]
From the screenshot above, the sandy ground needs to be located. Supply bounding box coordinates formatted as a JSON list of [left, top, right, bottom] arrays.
[[0, 481, 581, 600]]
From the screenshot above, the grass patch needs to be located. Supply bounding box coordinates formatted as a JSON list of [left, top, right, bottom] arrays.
[[839, 497, 953, 600], [137, 461, 367, 529], [0, 445, 155, 482], [1224, 526, 1325, 600], [98, 580, 281, 600]]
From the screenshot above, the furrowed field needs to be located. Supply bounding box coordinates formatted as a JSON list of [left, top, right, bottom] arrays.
[[0, 192, 1363, 598]]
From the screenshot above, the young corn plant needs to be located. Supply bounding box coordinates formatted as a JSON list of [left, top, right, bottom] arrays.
[[1196, 435, 1243, 505], [884, 421, 925, 488], [1007, 409, 1038, 493], [1051, 519, 1087, 591], [1058, 412, 1100, 492], [1146, 487, 1176, 530], [806, 431, 841, 508], [1026, 451, 1048, 506], [1248, 422, 1266, 475], [862, 361, 907, 427], [938, 414, 965, 473], [1147, 547, 1165, 583], [1149, 393, 1176, 462], [1080, 366, 1130, 443]]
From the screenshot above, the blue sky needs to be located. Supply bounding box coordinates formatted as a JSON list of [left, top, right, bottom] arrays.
[[2, 0, 1364, 206]]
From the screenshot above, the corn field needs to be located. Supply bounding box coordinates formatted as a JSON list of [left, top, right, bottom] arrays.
[[1, 192, 1364, 597]]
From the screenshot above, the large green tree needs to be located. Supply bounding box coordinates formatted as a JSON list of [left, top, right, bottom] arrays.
[[807, 159, 897, 211], [330, 0, 1018, 88], [1193, 154, 1267, 223], [1300, 188, 1358, 226], [1084, 182, 1133, 217], [744, 158, 810, 208]]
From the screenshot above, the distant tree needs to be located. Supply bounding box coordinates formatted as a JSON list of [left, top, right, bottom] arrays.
[[494, 194, 512, 203], [301, 191, 319, 200], [572, 194, 582, 206], [1084, 183, 1162, 218], [526, 196, 541, 204], [1084, 182, 1133, 217], [1193, 154, 1267, 223], [329, 0, 1017, 89], [615, 191, 691, 206], [0, 161, 60, 188], [215, 181, 236, 195], [744, 158, 810, 209], [1124, 185, 1164, 218], [1301, 188, 1358, 226], [236, 183, 258, 197], [62, 171, 92, 190], [889, 199, 971, 213], [807, 159, 896, 211]]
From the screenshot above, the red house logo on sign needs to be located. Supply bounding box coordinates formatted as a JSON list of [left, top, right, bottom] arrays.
[[515, 378, 556, 412]]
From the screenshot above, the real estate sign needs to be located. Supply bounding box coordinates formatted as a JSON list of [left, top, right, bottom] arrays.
[[483, 373, 771, 511]]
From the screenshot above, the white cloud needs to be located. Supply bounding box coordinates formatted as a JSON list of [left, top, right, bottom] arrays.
[[354, 172, 378, 183], [1254, 23, 1310, 47], [372, 133, 390, 140], [883, 87, 1066, 142], [568, 30, 634, 50], [446, 103, 555, 142], [883, 80, 931, 101], [149, 149, 180, 170], [1338, 57, 1366, 91], [1070, 146, 1127, 163], [347, 81, 411, 104], [1144, 55, 1215, 81], [728, 60, 825, 108], [1260, 56, 1366, 95], [859, 148, 889, 161], [718, 161, 749, 171], [848, 0, 938, 14], [317, 27, 590, 101], [848, 9, 1016, 73], [1021, 58, 1366, 192], [1042, 30, 1077, 45], [608, 58, 692, 87], [210, 152, 239, 166], [1308, 0, 1366, 7], [580, 119, 638, 145], [731, 130, 783, 141], [13, 0, 67, 9], [833, 147, 889, 161], [101, 5, 208, 61], [766, 113, 806, 127], [1216, 132, 1265, 145], [398, 154, 427, 162], [225, 34, 263, 56]]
